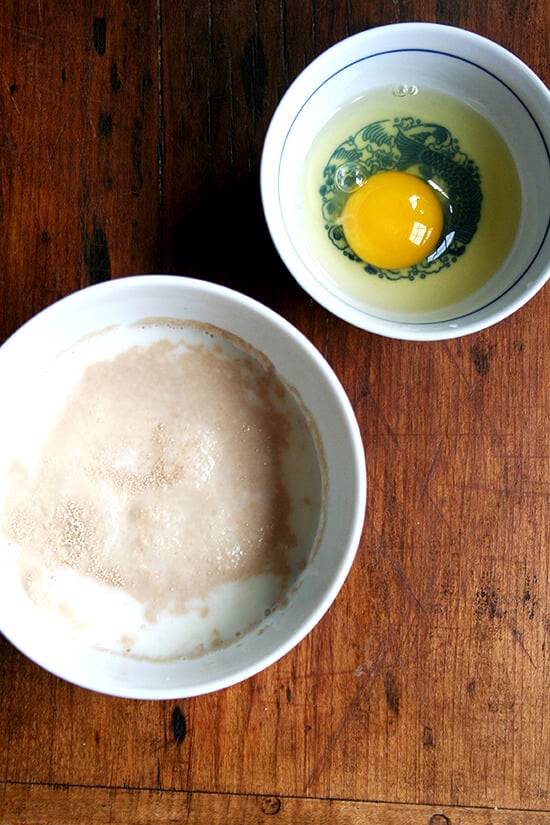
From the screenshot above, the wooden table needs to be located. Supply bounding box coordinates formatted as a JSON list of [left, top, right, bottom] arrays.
[[1, 2, 549, 823]]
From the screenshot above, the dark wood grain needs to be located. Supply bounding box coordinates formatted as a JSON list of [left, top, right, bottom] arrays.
[[0, 1, 161, 339], [1, 1, 549, 822], [3, 783, 550, 825]]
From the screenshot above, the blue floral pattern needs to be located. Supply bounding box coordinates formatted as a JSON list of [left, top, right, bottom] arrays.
[[320, 117, 483, 281]]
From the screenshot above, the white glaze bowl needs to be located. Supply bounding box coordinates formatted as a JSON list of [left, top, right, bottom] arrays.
[[261, 23, 550, 340], [0, 275, 366, 698]]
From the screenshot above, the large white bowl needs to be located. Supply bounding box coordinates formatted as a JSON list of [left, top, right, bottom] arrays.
[[261, 23, 550, 340], [0, 275, 366, 699]]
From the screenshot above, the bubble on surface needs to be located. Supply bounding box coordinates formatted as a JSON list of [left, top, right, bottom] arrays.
[[392, 84, 418, 97], [335, 163, 368, 193]]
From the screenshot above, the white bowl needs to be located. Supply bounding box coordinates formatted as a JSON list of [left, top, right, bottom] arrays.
[[261, 23, 550, 340], [0, 275, 366, 698]]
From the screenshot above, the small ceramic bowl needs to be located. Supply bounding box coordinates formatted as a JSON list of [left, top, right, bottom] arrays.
[[0, 275, 366, 699], [261, 23, 550, 340]]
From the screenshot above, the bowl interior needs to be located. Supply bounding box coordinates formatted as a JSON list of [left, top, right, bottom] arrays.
[[262, 24, 550, 339], [0, 276, 366, 698]]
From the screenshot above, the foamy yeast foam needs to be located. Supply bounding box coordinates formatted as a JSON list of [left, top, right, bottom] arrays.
[[0, 319, 325, 660]]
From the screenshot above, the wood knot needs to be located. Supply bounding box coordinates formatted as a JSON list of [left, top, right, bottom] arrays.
[[92, 17, 106, 55], [260, 796, 281, 815], [171, 705, 186, 744], [470, 343, 495, 378], [385, 669, 399, 715], [429, 815, 451, 825]]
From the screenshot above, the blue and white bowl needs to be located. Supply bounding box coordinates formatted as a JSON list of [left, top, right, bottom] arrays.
[[261, 23, 550, 340]]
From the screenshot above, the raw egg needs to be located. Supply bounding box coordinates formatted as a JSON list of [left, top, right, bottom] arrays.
[[340, 170, 444, 270]]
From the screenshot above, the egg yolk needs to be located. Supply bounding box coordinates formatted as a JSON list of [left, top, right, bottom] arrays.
[[341, 170, 444, 270]]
